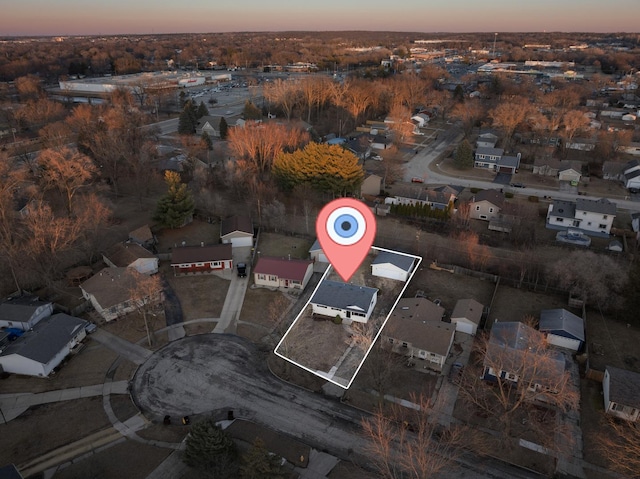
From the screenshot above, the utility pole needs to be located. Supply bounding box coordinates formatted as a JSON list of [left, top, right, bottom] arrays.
[[492, 33, 498, 58]]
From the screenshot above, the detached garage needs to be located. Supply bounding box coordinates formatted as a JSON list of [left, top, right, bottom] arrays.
[[220, 215, 253, 247], [450, 298, 484, 335], [539, 308, 584, 352], [371, 251, 415, 282]]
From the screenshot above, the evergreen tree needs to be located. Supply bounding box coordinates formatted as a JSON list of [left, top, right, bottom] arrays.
[[178, 100, 198, 135], [201, 131, 213, 150], [273, 143, 364, 196], [183, 417, 238, 478], [153, 171, 195, 229], [197, 100, 209, 119], [219, 117, 229, 140], [243, 100, 262, 120], [239, 439, 287, 479], [454, 139, 474, 169], [453, 84, 465, 103]]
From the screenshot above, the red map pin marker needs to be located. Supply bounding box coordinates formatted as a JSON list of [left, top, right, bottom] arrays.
[[316, 198, 377, 282]]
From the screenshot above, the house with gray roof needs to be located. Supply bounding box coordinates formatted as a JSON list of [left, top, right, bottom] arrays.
[[0, 295, 53, 331], [558, 161, 583, 183], [603, 366, 640, 422], [310, 280, 378, 324], [371, 251, 415, 282], [0, 313, 87, 377], [546, 198, 616, 237], [386, 186, 457, 211], [103, 242, 158, 275], [382, 298, 453, 372], [539, 308, 584, 352], [470, 189, 505, 221], [195, 116, 220, 137], [482, 321, 566, 392], [450, 298, 484, 335], [474, 147, 520, 174]]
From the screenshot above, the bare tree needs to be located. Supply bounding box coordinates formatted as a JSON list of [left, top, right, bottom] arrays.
[[597, 416, 640, 478], [362, 394, 469, 479], [37, 147, 97, 214], [561, 110, 590, 157], [458, 321, 579, 451], [263, 78, 300, 120], [450, 100, 484, 137], [128, 270, 164, 347], [489, 100, 533, 150]]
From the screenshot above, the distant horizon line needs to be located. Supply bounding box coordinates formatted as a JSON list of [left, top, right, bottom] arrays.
[[1, 29, 639, 39]]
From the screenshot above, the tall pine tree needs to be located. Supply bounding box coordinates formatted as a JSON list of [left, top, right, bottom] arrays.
[[178, 100, 198, 135], [153, 171, 195, 229], [183, 417, 238, 478], [219, 116, 229, 139]]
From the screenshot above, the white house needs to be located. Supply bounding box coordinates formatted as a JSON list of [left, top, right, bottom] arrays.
[[474, 147, 504, 169], [103, 242, 159, 275], [469, 189, 504, 221], [539, 308, 585, 352], [0, 313, 87, 378], [623, 160, 640, 191], [220, 215, 254, 247], [371, 251, 415, 282], [253, 256, 314, 291], [450, 298, 484, 335], [603, 366, 640, 422], [195, 116, 221, 137], [476, 132, 498, 149], [410, 113, 430, 128], [382, 298, 453, 372], [558, 161, 582, 183], [546, 198, 616, 237], [0, 295, 53, 331], [310, 280, 378, 324]]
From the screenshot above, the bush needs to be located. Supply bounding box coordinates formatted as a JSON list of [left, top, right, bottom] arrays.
[[470, 188, 481, 194], [528, 195, 539, 203], [334, 315, 342, 324], [504, 192, 514, 198]]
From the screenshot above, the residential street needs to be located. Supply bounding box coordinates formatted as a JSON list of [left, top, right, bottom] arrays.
[[131, 334, 541, 479]]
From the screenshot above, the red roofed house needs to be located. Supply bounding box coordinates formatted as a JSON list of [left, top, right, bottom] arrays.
[[253, 256, 314, 291], [171, 244, 233, 275]]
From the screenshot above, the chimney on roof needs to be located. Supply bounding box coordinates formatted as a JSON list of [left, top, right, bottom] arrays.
[[201, 242, 204, 247]]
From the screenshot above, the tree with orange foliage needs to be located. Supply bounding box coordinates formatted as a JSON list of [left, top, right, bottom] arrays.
[[227, 122, 310, 173]]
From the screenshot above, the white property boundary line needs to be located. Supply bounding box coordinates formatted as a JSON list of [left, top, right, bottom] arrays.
[[274, 246, 422, 389]]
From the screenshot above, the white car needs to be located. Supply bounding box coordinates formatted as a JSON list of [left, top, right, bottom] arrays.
[[370, 154, 383, 161]]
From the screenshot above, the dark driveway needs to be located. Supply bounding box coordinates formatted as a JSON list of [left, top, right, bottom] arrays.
[[161, 276, 183, 326]]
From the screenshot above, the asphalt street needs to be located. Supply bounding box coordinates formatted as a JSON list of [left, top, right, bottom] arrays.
[[131, 335, 541, 479]]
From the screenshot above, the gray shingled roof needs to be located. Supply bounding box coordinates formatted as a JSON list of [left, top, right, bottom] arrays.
[[498, 155, 520, 168], [539, 309, 584, 341], [372, 251, 415, 272], [309, 239, 322, 253], [606, 366, 640, 410], [550, 200, 576, 219], [575, 198, 616, 215], [473, 189, 505, 208], [1, 313, 86, 364], [0, 295, 52, 323], [171, 244, 232, 264], [311, 280, 378, 312]]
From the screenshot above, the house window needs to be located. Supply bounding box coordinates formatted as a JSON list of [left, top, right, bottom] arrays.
[[195, 262, 205, 267], [489, 208, 494, 213], [612, 402, 625, 412], [211, 261, 221, 267], [599, 224, 607, 229], [583, 212, 587, 215], [556, 218, 563, 222], [418, 350, 427, 359], [269, 275, 277, 281], [257, 274, 266, 280], [402, 341, 408, 348], [587, 222, 591, 226], [475, 206, 480, 211], [603, 215, 608, 219]]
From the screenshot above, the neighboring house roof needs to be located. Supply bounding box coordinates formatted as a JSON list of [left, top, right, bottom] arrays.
[[394, 186, 454, 206], [602, 161, 626, 177], [372, 251, 415, 272], [386, 319, 453, 356], [606, 366, 640, 410], [499, 155, 520, 168], [171, 244, 232, 264], [433, 185, 464, 196], [559, 160, 582, 173], [104, 242, 155, 267], [575, 198, 616, 215], [0, 463, 24, 479], [485, 321, 566, 386], [472, 189, 505, 208], [389, 297, 445, 323], [309, 239, 324, 254], [220, 215, 253, 237], [0, 295, 51, 323], [539, 309, 585, 342], [80, 267, 141, 309], [311, 280, 378, 312], [624, 169, 640, 181], [0, 313, 86, 364], [476, 146, 504, 157], [196, 115, 219, 130], [451, 298, 484, 325], [550, 200, 576, 219], [533, 157, 561, 168], [129, 224, 155, 245], [253, 257, 312, 281]]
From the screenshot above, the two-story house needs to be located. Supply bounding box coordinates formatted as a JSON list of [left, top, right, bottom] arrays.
[[469, 189, 505, 221], [474, 147, 520, 174], [603, 366, 640, 422], [546, 198, 616, 237]]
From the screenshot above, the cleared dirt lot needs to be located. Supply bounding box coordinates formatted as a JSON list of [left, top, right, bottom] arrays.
[[255, 231, 313, 260]]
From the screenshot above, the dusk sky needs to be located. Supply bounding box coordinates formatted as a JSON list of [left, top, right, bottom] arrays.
[[2, 0, 639, 36]]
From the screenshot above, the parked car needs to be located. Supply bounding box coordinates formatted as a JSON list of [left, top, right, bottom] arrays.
[[237, 263, 247, 278], [510, 182, 525, 188], [411, 177, 425, 183]]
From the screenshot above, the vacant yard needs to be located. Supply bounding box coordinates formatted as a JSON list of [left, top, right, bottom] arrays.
[[488, 284, 575, 329], [255, 231, 313, 260], [585, 309, 640, 373], [155, 219, 221, 253]]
